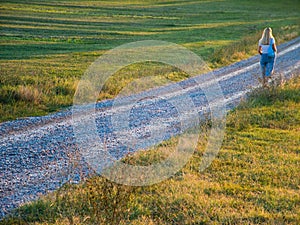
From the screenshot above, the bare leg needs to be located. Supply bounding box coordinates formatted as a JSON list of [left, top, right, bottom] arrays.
[[262, 67, 267, 87], [263, 75, 267, 87]]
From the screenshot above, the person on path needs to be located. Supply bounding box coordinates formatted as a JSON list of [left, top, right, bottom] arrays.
[[258, 27, 277, 86]]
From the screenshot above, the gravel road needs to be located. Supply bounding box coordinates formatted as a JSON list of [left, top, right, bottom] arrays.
[[1, 37, 300, 218]]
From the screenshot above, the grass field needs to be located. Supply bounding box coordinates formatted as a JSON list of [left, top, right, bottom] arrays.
[[1, 1, 300, 224], [0, 0, 299, 121], [2, 75, 299, 225]]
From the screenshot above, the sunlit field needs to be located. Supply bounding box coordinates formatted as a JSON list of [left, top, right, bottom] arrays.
[[1, 1, 300, 224], [0, 0, 299, 121]]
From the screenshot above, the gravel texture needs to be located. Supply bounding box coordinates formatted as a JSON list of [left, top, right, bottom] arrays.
[[1, 37, 300, 218]]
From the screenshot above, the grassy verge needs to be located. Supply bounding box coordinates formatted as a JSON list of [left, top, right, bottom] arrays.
[[2, 75, 299, 225], [0, 0, 299, 122]]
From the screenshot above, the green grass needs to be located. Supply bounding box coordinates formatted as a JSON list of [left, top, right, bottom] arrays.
[[1, 75, 299, 225], [0, 2, 300, 223], [1, 0, 299, 122]]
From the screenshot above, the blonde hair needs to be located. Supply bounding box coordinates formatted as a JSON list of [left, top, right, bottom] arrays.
[[260, 27, 274, 45]]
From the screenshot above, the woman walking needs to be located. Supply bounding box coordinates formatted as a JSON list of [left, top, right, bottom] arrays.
[[258, 27, 277, 86]]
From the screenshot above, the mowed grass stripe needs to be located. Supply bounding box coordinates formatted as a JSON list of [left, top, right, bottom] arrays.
[[0, 16, 141, 28]]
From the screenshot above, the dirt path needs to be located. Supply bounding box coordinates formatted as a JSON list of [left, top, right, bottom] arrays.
[[1, 37, 299, 218]]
